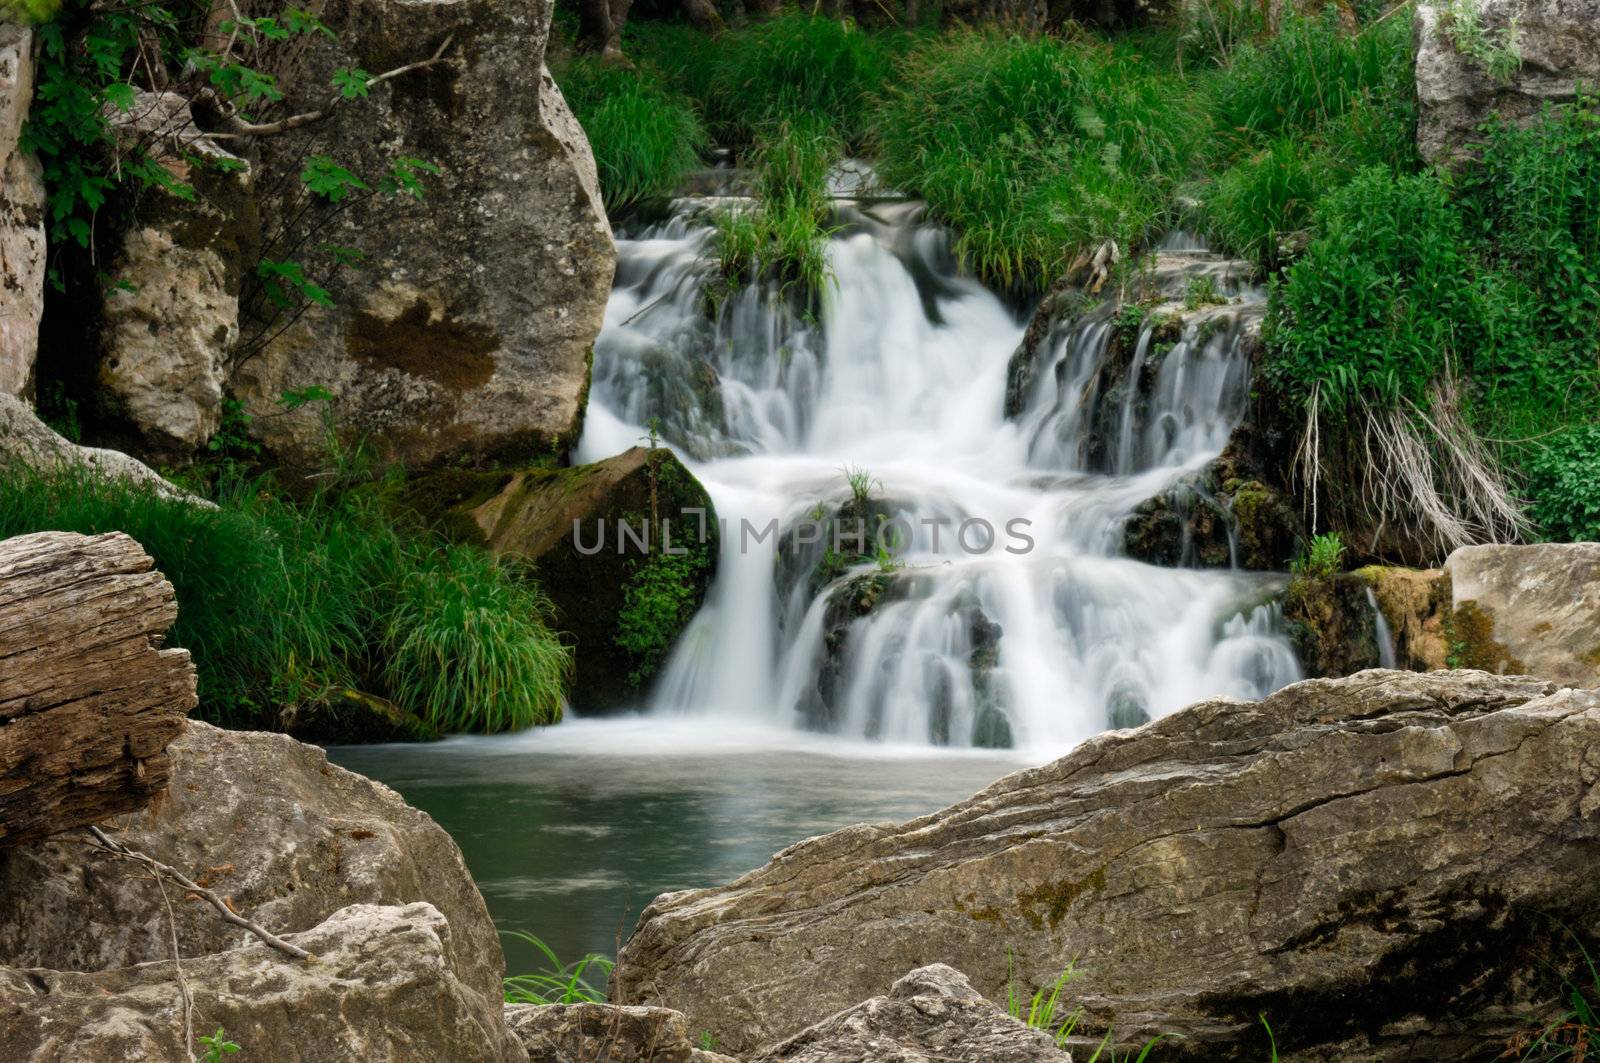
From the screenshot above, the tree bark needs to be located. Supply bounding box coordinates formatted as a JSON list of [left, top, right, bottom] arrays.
[[577, 0, 633, 62], [0, 531, 196, 848]]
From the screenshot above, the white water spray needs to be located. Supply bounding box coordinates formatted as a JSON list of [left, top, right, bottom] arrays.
[[579, 185, 1300, 756]]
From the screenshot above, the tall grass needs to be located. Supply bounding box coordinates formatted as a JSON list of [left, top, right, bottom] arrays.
[[875, 33, 1204, 285], [0, 461, 572, 732], [554, 60, 709, 211], [382, 545, 570, 733]]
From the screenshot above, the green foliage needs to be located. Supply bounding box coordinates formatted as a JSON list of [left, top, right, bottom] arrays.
[[842, 464, 878, 505], [711, 199, 833, 296], [1007, 961, 1085, 1047], [194, 1028, 241, 1063], [1208, 12, 1412, 148], [1522, 424, 1600, 543], [699, 13, 895, 148], [1441, 0, 1522, 81], [502, 931, 613, 1005], [555, 59, 709, 209], [0, 462, 571, 732], [875, 33, 1203, 285], [616, 542, 708, 687], [1203, 137, 1332, 270], [1292, 531, 1347, 578], [1183, 274, 1224, 310], [1267, 168, 1479, 413]]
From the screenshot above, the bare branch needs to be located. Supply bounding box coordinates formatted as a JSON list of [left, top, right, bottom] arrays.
[[205, 35, 455, 139], [86, 825, 314, 962]]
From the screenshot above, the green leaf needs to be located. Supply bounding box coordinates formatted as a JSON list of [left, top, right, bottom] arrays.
[[331, 68, 371, 100], [300, 156, 369, 203]]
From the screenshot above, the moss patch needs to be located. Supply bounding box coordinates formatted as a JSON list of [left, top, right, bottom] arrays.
[[346, 297, 499, 391], [1445, 600, 1525, 673]]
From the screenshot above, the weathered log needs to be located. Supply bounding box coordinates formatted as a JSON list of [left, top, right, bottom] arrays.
[[0, 530, 195, 847]]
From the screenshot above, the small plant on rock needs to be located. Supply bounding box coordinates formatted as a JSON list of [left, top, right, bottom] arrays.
[[1291, 531, 1346, 579]]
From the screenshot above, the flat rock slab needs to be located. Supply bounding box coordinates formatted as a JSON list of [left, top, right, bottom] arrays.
[[753, 964, 1070, 1063], [619, 670, 1600, 1059], [1447, 542, 1600, 688]]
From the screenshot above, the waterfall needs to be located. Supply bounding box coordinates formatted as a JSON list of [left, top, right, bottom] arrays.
[[1366, 587, 1399, 669], [578, 181, 1301, 754]]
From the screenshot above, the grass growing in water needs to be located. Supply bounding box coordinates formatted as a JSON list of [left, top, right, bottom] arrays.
[[0, 461, 571, 732]]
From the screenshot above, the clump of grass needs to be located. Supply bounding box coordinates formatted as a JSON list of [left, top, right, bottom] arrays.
[[502, 931, 613, 1005], [554, 59, 709, 211], [1006, 958, 1168, 1060], [711, 199, 833, 296], [0, 461, 571, 733], [382, 545, 571, 733], [1503, 925, 1600, 1061], [875, 32, 1204, 286], [701, 12, 896, 148]]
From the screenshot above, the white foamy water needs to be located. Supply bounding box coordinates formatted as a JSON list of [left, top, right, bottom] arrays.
[[577, 192, 1300, 758]]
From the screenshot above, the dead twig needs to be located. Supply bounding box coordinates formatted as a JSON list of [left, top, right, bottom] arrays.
[[85, 825, 313, 962]]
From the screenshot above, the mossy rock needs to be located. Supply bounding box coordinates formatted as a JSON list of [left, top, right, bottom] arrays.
[[281, 690, 442, 745], [399, 447, 718, 713], [1282, 573, 1382, 678]]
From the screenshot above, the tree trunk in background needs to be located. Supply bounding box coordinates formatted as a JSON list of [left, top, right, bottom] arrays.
[[747, 0, 781, 15], [905, 0, 920, 26], [0, 530, 196, 848], [577, 0, 631, 61], [681, 0, 726, 31]]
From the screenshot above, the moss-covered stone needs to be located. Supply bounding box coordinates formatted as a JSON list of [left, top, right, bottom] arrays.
[[1444, 600, 1527, 674], [280, 690, 442, 745], [1283, 573, 1382, 678]]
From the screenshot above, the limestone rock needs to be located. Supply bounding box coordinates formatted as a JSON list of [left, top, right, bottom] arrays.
[[1416, 0, 1600, 167], [0, 392, 204, 503], [1445, 542, 1600, 686], [1359, 565, 1452, 671], [619, 670, 1600, 1059], [0, 720, 504, 1017], [506, 1001, 739, 1063], [98, 92, 256, 458], [0, 902, 524, 1061], [752, 964, 1071, 1063], [396, 447, 718, 711], [233, 0, 614, 470], [1, 23, 46, 398]]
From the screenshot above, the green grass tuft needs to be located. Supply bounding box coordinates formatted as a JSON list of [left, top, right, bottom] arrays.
[[554, 60, 709, 211]]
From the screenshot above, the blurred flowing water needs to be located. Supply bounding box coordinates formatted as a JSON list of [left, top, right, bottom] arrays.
[[338, 175, 1307, 968]]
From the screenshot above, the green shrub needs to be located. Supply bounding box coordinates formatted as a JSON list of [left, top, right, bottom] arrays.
[[1521, 424, 1600, 543], [1204, 137, 1331, 269], [1292, 531, 1346, 578], [0, 463, 571, 732], [616, 542, 710, 687], [555, 60, 708, 210]]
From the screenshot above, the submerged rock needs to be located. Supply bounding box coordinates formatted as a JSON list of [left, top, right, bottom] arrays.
[[1416, 0, 1600, 168], [0, 902, 522, 1061], [232, 0, 614, 469], [397, 446, 719, 711], [0, 23, 45, 399], [1445, 543, 1600, 686], [507, 1002, 739, 1063], [619, 671, 1600, 1059], [752, 964, 1070, 1063]]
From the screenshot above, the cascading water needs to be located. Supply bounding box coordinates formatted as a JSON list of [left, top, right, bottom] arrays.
[[578, 177, 1301, 755]]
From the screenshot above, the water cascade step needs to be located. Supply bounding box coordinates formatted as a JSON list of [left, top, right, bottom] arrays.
[[578, 177, 1301, 753]]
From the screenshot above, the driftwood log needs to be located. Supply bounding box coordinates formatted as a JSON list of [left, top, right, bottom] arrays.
[[0, 531, 196, 847]]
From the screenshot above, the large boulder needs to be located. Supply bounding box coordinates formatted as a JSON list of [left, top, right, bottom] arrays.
[[507, 1001, 739, 1063], [396, 446, 718, 711], [753, 964, 1070, 1063], [0, 720, 505, 1016], [232, 0, 614, 469], [0, 23, 46, 398], [1445, 543, 1600, 687], [1416, 0, 1600, 167], [0, 902, 523, 1061], [97, 92, 257, 459], [618, 670, 1600, 1059]]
